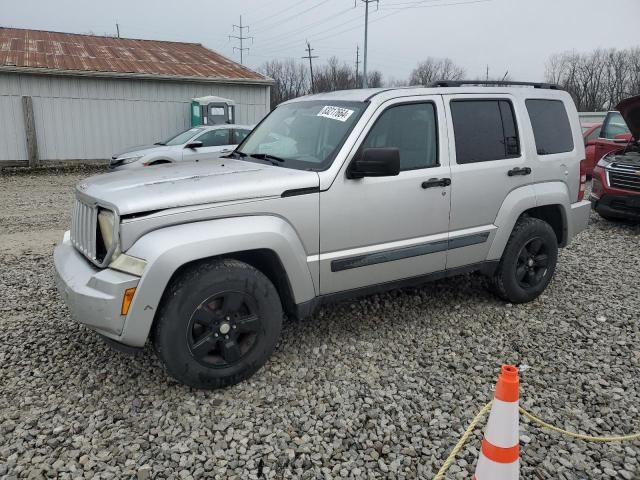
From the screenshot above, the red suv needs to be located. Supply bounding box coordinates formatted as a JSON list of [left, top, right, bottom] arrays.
[[590, 95, 640, 221]]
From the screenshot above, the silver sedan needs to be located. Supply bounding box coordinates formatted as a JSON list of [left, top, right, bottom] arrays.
[[109, 124, 253, 170]]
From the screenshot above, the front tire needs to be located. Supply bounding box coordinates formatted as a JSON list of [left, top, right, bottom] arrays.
[[491, 217, 558, 303], [153, 259, 283, 389]]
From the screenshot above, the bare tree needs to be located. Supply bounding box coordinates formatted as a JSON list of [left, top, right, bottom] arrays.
[[261, 59, 309, 108], [314, 56, 357, 92], [629, 47, 640, 98], [409, 57, 465, 86], [545, 47, 640, 111], [385, 77, 409, 87], [367, 70, 383, 88]]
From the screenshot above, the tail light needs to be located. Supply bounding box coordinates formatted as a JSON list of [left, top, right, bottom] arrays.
[[578, 159, 587, 201]]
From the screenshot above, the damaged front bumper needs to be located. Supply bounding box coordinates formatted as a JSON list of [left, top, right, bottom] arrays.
[[54, 231, 140, 342]]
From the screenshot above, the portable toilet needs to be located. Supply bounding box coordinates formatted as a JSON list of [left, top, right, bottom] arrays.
[[191, 96, 236, 126]]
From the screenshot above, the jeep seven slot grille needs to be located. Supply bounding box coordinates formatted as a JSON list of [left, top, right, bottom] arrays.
[[71, 199, 98, 262], [609, 163, 640, 192]]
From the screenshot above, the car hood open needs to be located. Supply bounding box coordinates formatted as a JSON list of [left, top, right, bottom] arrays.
[[77, 159, 320, 215], [616, 94, 640, 140]]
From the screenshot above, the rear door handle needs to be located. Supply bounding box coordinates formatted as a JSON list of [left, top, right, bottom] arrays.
[[507, 167, 531, 176], [422, 178, 451, 189]]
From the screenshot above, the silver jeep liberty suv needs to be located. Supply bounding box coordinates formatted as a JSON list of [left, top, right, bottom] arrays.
[[55, 81, 591, 389]]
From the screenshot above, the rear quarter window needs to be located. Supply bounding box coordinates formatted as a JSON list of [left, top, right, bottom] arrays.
[[526, 99, 574, 155]]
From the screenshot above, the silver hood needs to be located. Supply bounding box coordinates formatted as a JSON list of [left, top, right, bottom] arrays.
[[78, 159, 320, 215]]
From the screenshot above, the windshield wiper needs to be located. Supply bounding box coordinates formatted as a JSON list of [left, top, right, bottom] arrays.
[[248, 153, 286, 164], [232, 151, 286, 166]]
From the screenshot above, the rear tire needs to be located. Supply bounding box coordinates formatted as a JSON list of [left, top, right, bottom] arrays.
[[491, 217, 558, 303], [153, 259, 282, 389]]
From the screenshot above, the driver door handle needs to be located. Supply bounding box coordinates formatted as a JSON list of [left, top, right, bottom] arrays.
[[422, 178, 451, 189], [508, 167, 532, 176]]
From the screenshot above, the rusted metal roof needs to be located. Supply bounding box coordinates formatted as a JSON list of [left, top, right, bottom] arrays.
[[0, 27, 270, 83]]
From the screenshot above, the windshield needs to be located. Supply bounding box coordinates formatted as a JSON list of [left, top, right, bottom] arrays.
[[159, 127, 205, 146], [237, 100, 366, 170]]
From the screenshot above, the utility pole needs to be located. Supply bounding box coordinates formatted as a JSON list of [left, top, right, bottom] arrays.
[[302, 40, 318, 93], [116, 23, 120, 38], [355, 45, 360, 87], [229, 15, 253, 65], [361, 0, 378, 88]]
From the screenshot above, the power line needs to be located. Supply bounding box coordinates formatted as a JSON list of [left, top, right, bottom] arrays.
[[255, 12, 363, 55], [255, 5, 357, 50], [379, 0, 490, 9], [229, 15, 253, 65], [309, 0, 491, 44], [252, 0, 492, 73], [251, 0, 332, 35], [302, 40, 319, 93], [250, 0, 315, 26]]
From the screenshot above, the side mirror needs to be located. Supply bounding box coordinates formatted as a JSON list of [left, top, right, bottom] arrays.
[[347, 147, 400, 179], [185, 141, 203, 149]]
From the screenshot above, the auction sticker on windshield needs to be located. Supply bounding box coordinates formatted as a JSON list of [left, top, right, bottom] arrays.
[[317, 106, 355, 122]]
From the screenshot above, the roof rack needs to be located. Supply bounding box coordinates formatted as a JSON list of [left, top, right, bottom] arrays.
[[430, 80, 561, 90]]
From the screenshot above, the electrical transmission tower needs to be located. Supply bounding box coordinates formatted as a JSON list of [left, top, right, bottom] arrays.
[[360, 0, 379, 88], [229, 15, 253, 65], [302, 41, 318, 93]]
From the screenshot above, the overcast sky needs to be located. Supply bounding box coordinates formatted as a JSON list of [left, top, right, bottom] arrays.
[[2, 0, 639, 83]]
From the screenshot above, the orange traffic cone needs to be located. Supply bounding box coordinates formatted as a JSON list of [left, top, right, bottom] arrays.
[[473, 365, 520, 480]]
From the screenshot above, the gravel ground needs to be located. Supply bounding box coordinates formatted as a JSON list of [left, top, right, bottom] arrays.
[[1, 168, 639, 479]]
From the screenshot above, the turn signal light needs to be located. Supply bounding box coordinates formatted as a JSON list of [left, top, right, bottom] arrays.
[[121, 287, 136, 316]]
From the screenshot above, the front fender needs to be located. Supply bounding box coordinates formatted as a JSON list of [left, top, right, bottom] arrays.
[[119, 215, 316, 347]]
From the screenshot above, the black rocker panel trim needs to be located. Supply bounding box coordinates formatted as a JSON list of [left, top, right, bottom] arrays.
[[331, 232, 490, 272], [293, 260, 500, 320]]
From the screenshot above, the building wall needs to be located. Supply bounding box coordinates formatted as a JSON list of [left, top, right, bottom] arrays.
[[0, 72, 270, 163]]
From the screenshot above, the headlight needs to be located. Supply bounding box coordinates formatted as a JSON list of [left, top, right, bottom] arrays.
[[119, 156, 142, 165], [597, 156, 612, 168], [98, 209, 120, 259]]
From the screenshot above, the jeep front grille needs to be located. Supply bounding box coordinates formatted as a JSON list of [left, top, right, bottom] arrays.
[[70, 199, 98, 262], [608, 163, 640, 192]]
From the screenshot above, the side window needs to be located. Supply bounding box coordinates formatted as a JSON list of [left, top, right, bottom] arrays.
[[586, 126, 601, 142], [362, 103, 438, 170], [450, 100, 520, 164], [526, 99, 574, 154], [197, 129, 230, 147], [232, 129, 251, 144], [600, 112, 630, 139]]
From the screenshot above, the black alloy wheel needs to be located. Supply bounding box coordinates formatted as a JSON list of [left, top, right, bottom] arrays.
[[491, 217, 558, 304], [153, 259, 283, 389], [514, 237, 550, 289], [187, 291, 261, 367]]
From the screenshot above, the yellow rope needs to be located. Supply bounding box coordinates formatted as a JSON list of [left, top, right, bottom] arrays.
[[520, 407, 640, 442], [432, 401, 493, 480], [433, 402, 640, 480]]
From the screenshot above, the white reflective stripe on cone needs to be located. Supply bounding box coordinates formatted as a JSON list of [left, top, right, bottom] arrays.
[[475, 454, 520, 480], [484, 398, 519, 448]]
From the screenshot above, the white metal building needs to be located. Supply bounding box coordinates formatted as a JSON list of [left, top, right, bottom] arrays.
[[0, 28, 272, 166]]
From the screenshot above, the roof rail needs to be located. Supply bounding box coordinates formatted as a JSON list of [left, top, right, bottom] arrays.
[[430, 80, 561, 90]]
